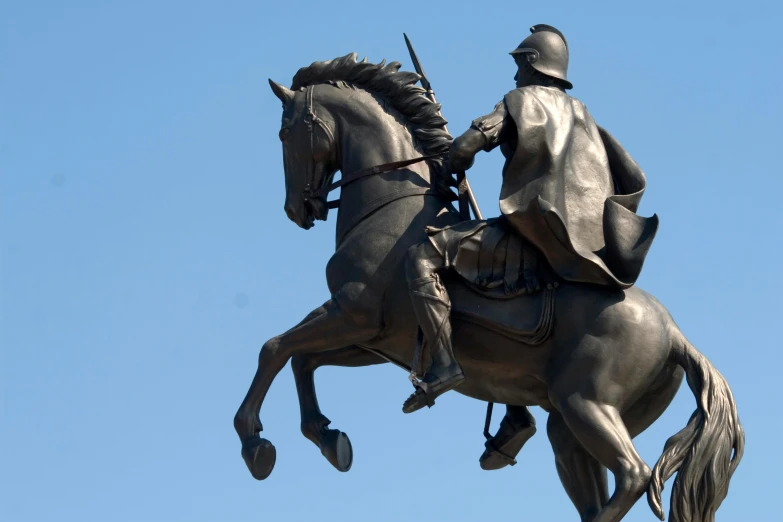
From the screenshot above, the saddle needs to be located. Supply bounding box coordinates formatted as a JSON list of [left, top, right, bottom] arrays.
[[427, 217, 549, 299], [426, 217, 559, 345]]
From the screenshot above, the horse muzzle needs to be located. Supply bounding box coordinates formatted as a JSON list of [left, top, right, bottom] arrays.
[[284, 200, 315, 230]]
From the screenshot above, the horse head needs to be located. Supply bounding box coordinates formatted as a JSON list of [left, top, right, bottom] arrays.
[[269, 54, 453, 233], [270, 79, 338, 230]]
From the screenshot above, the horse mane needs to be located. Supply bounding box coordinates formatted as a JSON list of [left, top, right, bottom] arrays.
[[290, 53, 453, 158]]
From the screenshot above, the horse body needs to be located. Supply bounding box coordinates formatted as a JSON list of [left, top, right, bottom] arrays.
[[237, 55, 743, 522], [325, 159, 674, 413]]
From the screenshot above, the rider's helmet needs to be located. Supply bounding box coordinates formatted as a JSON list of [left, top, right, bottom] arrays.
[[510, 24, 572, 89]]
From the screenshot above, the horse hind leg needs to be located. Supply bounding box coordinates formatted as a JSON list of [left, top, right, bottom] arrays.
[[623, 361, 684, 439], [546, 361, 684, 522], [291, 346, 385, 472], [547, 412, 609, 522], [551, 394, 651, 522]]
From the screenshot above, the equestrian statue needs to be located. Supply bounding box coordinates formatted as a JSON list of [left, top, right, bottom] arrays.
[[234, 24, 744, 522]]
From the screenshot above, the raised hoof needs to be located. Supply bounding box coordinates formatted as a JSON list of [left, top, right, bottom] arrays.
[[320, 429, 353, 472], [241, 437, 276, 480], [479, 425, 536, 471]]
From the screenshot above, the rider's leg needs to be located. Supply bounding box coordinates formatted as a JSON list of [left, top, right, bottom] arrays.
[[402, 239, 465, 413]]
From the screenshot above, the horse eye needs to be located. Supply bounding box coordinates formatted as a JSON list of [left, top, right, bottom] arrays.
[[278, 128, 289, 141]]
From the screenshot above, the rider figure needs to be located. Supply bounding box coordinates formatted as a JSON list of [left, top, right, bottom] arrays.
[[403, 24, 657, 414]]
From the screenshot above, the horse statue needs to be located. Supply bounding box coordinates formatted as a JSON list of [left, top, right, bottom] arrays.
[[233, 54, 744, 522]]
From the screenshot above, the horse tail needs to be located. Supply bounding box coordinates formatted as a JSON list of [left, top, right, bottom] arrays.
[[646, 331, 744, 522]]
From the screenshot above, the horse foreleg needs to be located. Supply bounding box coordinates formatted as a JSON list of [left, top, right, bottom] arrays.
[[291, 346, 385, 472], [233, 299, 378, 480]]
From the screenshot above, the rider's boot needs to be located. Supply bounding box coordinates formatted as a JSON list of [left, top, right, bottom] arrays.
[[479, 406, 537, 470], [403, 274, 465, 414]]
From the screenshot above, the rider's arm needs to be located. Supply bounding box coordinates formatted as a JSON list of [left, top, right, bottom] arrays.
[[449, 101, 510, 172]]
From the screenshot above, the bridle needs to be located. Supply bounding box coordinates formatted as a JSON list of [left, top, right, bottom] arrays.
[[299, 85, 446, 210], [300, 85, 336, 206]]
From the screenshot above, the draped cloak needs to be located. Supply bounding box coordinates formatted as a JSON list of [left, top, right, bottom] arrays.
[[493, 86, 658, 287]]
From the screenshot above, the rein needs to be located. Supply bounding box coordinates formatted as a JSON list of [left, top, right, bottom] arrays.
[[300, 85, 447, 209], [315, 152, 447, 208]]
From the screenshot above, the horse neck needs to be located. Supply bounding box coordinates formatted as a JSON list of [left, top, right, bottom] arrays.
[[328, 89, 435, 245]]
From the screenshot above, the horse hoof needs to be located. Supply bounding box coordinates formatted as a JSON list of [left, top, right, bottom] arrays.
[[320, 429, 353, 472], [241, 437, 276, 480]]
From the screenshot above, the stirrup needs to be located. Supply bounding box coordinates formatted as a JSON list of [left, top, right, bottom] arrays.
[[403, 371, 465, 413], [409, 373, 436, 408], [483, 438, 517, 467]]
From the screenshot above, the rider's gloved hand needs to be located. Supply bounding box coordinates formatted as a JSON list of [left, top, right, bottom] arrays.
[[447, 128, 485, 173], [446, 151, 475, 173]]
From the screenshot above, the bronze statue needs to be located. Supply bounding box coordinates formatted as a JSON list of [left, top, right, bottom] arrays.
[[234, 25, 744, 522]]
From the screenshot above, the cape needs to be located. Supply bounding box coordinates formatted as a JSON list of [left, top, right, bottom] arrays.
[[498, 86, 658, 287]]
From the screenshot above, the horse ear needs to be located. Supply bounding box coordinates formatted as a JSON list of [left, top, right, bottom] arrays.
[[268, 79, 294, 106]]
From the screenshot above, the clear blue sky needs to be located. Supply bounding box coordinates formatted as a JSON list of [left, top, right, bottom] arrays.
[[2, 1, 781, 521]]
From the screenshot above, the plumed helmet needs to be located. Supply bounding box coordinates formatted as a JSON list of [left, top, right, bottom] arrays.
[[510, 24, 572, 89]]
